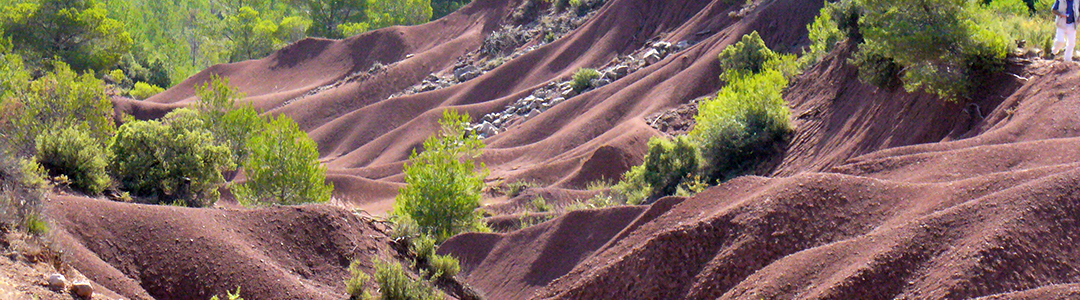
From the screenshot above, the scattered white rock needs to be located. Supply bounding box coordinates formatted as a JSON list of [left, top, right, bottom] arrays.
[[525, 109, 541, 119], [47, 273, 67, 290], [454, 65, 481, 82], [71, 281, 93, 299], [643, 48, 662, 65]]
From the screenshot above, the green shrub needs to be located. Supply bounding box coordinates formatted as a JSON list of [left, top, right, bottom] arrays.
[[345, 260, 375, 300], [392, 110, 489, 242], [0, 151, 46, 235], [108, 109, 234, 206], [803, 6, 844, 67], [209, 287, 244, 300], [613, 135, 701, 204], [1, 60, 114, 156], [194, 75, 264, 164], [718, 31, 779, 80], [571, 68, 601, 93], [129, 82, 165, 100], [372, 258, 441, 300], [391, 216, 421, 242], [526, 195, 552, 212], [502, 180, 536, 198], [856, 0, 1011, 101], [34, 126, 110, 194], [690, 69, 792, 183], [410, 235, 438, 263], [233, 115, 333, 205], [428, 254, 460, 281]]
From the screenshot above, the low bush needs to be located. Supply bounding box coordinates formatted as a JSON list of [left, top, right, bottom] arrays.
[[345, 260, 374, 300], [392, 110, 489, 242], [233, 115, 333, 205], [129, 82, 164, 100], [690, 69, 792, 183], [34, 126, 110, 194], [571, 68, 601, 93], [502, 180, 537, 198], [372, 258, 441, 300], [108, 109, 234, 206], [718, 31, 779, 80], [427, 254, 460, 281], [526, 195, 552, 212], [0, 60, 114, 156], [0, 151, 46, 235], [209, 287, 245, 300], [614, 135, 701, 204]]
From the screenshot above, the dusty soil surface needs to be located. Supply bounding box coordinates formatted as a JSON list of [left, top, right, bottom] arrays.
[[26, 0, 1077, 298]]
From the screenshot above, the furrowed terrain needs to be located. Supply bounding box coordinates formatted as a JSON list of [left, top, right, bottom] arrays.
[[24, 0, 1080, 299]]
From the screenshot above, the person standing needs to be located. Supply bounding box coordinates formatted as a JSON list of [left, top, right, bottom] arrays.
[[1053, 0, 1080, 61]]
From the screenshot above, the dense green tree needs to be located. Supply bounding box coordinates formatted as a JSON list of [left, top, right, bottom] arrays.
[[293, 0, 367, 38], [1, 0, 133, 72], [194, 75, 265, 164], [364, 0, 432, 30], [431, 0, 468, 20], [392, 109, 488, 242], [108, 108, 234, 206], [35, 125, 110, 194], [232, 115, 332, 205], [0, 60, 114, 156]]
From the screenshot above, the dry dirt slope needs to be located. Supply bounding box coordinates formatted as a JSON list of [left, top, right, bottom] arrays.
[[34, 0, 1080, 299], [440, 45, 1080, 300]]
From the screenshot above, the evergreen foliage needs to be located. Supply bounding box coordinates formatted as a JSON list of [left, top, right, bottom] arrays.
[[691, 69, 792, 182], [0, 60, 114, 156], [108, 108, 234, 206], [613, 135, 701, 205], [0, 0, 133, 72], [392, 109, 488, 242], [233, 115, 332, 205], [35, 125, 110, 194]]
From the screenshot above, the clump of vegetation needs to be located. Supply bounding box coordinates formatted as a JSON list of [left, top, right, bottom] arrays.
[[372, 258, 442, 300], [502, 180, 537, 198], [0, 60, 115, 156], [613, 135, 701, 205], [571, 68, 601, 93], [818, 0, 1044, 101], [691, 69, 792, 182], [525, 195, 552, 212], [0, 0, 133, 73], [233, 115, 333, 205], [392, 109, 489, 242], [345, 260, 375, 300], [565, 192, 619, 211], [128, 82, 165, 100], [427, 253, 461, 281], [481, 25, 530, 57], [34, 126, 111, 195], [108, 109, 234, 206], [717, 31, 779, 79], [0, 151, 48, 235], [209, 287, 245, 300]]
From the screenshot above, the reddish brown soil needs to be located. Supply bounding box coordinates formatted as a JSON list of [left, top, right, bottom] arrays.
[[35, 0, 1078, 298], [46, 196, 398, 300]]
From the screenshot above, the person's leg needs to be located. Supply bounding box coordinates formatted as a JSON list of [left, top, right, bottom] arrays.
[[1057, 17, 1068, 54], [1067, 23, 1077, 61]]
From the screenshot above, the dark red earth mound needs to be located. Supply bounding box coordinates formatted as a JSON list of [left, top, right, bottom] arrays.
[[46, 196, 397, 300]]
